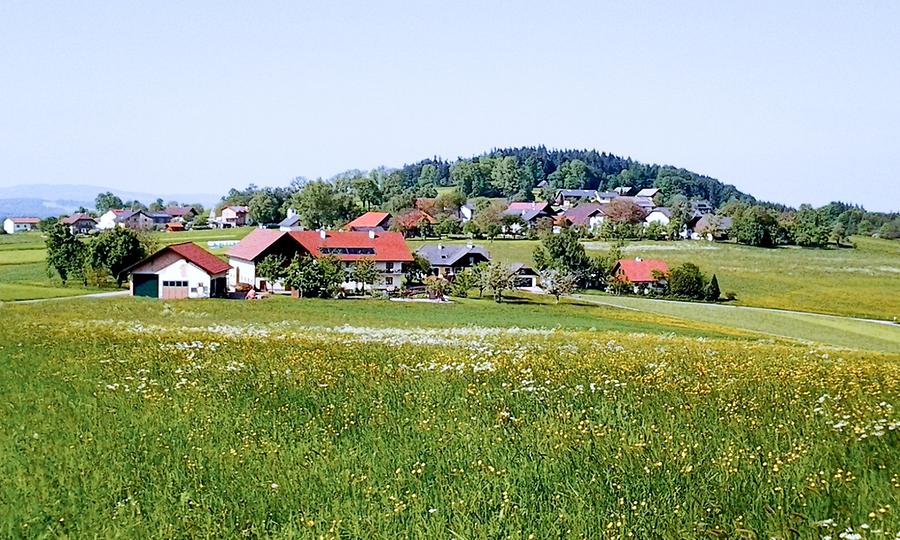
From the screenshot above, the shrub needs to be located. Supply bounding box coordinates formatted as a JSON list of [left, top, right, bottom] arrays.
[[668, 263, 706, 300]]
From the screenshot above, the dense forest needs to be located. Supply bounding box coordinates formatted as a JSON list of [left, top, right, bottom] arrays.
[[385, 146, 757, 209]]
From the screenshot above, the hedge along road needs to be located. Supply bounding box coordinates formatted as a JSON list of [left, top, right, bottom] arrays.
[[574, 293, 900, 354]]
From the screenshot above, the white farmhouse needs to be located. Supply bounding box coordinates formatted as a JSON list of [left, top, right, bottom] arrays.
[[645, 207, 672, 226], [226, 228, 413, 292], [3, 217, 40, 234]]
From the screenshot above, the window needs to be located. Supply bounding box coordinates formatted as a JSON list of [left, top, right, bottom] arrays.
[[385, 262, 394, 271], [385, 277, 393, 285], [319, 247, 376, 255]]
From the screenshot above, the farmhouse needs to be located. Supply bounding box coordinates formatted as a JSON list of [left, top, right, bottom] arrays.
[[128, 242, 230, 299], [503, 201, 556, 229], [612, 257, 669, 293], [346, 211, 391, 232], [219, 205, 249, 228], [97, 209, 127, 230], [164, 206, 198, 222], [562, 203, 608, 233], [60, 213, 97, 234], [226, 229, 413, 291], [416, 243, 491, 278], [693, 214, 733, 240], [645, 207, 672, 226], [554, 189, 597, 208], [117, 210, 171, 230], [3, 217, 40, 234]]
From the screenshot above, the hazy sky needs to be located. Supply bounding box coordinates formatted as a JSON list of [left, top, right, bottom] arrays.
[[1, 1, 898, 210]]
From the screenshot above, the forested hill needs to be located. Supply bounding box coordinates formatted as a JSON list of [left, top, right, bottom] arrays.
[[389, 146, 756, 208]]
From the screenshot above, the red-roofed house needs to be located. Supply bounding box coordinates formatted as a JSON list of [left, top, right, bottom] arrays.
[[3, 217, 40, 234], [345, 211, 391, 232], [612, 257, 669, 293], [226, 229, 413, 292], [60, 213, 97, 234], [393, 209, 437, 236], [127, 242, 231, 299]]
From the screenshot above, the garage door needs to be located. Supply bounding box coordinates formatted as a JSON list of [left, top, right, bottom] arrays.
[[162, 280, 189, 299], [133, 274, 159, 298]]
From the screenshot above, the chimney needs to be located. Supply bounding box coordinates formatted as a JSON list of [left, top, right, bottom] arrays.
[[438, 243, 443, 250], [466, 241, 473, 249], [320, 229, 327, 239], [635, 257, 642, 262], [368, 229, 375, 239]]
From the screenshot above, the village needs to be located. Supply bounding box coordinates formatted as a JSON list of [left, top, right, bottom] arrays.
[[2, 186, 729, 302]]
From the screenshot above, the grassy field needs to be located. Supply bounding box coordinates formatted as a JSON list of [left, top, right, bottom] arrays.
[[577, 293, 900, 354], [0, 228, 255, 301], [410, 236, 900, 321], [3, 229, 897, 321], [0, 296, 897, 537]]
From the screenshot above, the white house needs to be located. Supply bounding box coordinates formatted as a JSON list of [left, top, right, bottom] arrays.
[[645, 207, 672, 226], [3, 217, 40, 234], [127, 242, 230, 299]]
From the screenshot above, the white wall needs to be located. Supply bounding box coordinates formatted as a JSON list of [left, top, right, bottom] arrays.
[[156, 259, 215, 298], [645, 212, 670, 226], [228, 257, 257, 289], [3, 219, 36, 234], [97, 211, 118, 230]]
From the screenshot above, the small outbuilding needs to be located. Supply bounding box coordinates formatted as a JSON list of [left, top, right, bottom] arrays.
[[128, 242, 230, 299]]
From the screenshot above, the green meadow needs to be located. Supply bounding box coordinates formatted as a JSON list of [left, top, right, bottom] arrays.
[[0, 296, 897, 538], [409, 236, 900, 321]]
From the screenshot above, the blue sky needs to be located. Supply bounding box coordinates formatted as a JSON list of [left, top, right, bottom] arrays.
[[1, 1, 898, 210]]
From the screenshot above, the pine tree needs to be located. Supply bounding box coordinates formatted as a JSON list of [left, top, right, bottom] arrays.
[[705, 274, 720, 302]]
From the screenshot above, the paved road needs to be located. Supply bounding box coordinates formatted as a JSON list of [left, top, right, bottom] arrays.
[[2, 290, 129, 304]]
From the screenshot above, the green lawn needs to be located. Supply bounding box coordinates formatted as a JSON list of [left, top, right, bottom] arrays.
[[3, 229, 898, 321], [410, 236, 900, 321], [0, 228, 255, 302], [0, 296, 897, 537], [576, 293, 900, 354]]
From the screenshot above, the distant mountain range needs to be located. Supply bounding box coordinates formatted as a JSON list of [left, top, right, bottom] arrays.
[[0, 184, 219, 219]]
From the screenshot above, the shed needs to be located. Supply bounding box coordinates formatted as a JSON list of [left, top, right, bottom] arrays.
[[127, 242, 231, 299]]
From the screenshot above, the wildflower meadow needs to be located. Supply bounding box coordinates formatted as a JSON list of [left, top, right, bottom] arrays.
[[0, 298, 897, 538]]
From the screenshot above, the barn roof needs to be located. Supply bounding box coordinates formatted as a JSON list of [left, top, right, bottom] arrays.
[[128, 242, 230, 276]]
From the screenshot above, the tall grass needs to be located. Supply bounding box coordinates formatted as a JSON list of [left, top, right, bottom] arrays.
[[0, 299, 896, 537]]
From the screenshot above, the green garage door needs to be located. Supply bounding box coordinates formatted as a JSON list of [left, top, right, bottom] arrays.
[[133, 274, 159, 298]]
